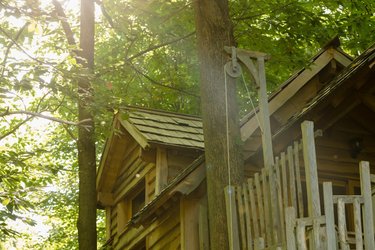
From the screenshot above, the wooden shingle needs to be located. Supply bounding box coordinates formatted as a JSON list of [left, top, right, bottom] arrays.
[[120, 108, 204, 149]]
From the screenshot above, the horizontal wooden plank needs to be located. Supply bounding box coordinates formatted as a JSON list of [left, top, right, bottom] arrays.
[[333, 195, 364, 204]]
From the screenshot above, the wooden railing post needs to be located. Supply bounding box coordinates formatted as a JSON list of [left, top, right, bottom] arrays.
[[360, 161, 375, 249], [285, 207, 296, 250], [323, 182, 337, 250], [301, 121, 322, 250], [301, 121, 321, 217]]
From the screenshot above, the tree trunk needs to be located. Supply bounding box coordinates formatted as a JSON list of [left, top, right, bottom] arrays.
[[78, 0, 97, 249], [194, 1, 244, 249]]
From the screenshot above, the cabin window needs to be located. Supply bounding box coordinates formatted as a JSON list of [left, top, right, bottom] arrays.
[[131, 185, 145, 216], [117, 179, 146, 232], [131, 239, 146, 250]]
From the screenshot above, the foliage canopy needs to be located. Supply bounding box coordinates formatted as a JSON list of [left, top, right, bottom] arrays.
[[0, 0, 374, 248]]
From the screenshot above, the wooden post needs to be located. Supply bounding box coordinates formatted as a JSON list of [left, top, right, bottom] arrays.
[[285, 207, 296, 250], [293, 141, 304, 217], [280, 152, 288, 208], [242, 183, 253, 250], [257, 56, 274, 169], [353, 198, 363, 250], [301, 121, 321, 217], [287, 146, 297, 212], [323, 182, 336, 250], [180, 197, 200, 250], [236, 186, 247, 249], [360, 161, 375, 249], [257, 54, 279, 246], [155, 147, 168, 194], [254, 174, 263, 239], [296, 221, 307, 250], [301, 121, 322, 250], [225, 186, 240, 250], [275, 157, 285, 242], [337, 198, 349, 250]]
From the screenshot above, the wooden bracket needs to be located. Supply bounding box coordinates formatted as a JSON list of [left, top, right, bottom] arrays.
[[224, 46, 274, 168], [224, 46, 270, 87]]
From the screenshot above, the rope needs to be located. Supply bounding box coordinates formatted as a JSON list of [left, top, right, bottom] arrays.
[[241, 72, 264, 135]]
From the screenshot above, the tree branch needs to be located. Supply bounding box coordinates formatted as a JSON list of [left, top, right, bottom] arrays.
[[127, 31, 195, 61], [232, 2, 295, 21], [129, 63, 199, 98], [52, 0, 77, 46], [0, 109, 91, 126], [1, 22, 29, 78], [95, 0, 115, 29], [0, 117, 33, 141]]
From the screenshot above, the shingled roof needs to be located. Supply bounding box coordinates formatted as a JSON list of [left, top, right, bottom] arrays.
[[119, 107, 204, 149]]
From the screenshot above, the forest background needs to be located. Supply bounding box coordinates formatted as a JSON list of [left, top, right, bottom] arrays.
[[0, 0, 374, 249]]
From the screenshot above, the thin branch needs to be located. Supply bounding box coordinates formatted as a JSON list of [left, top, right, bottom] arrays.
[[96, 31, 196, 78], [62, 124, 78, 142], [232, 2, 295, 21], [95, 0, 115, 29], [0, 109, 91, 126], [52, 0, 77, 46], [0, 27, 47, 65], [127, 31, 195, 61], [160, 2, 192, 24], [1, 22, 29, 78], [0, 117, 33, 141], [129, 63, 199, 98]]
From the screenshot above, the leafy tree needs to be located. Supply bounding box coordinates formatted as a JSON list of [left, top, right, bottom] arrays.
[[194, 0, 244, 248], [0, 0, 374, 249]]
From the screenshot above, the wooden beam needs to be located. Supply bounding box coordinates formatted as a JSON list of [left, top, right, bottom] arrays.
[[224, 46, 270, 60], [155, 147, 168, 195], [97, 192, 114, 207], [323, 182, 336, 250], [332, 49, 352, 67], [360, 161, 375, 249], [119, 119, 149, 149], [257, 56, 274, 169], [172, 162, 205, 195], [180, 196, 200, 250], [301, 121, 321, 217]]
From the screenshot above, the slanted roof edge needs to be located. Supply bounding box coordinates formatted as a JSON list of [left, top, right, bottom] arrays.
[[96, 115, 119, 192], [272, 43, 375, 141], [128, 155, 205, 226], [240, 48, 339, 141], [119, 119, 150, 149]]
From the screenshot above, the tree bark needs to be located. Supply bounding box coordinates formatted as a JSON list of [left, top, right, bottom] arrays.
[[78, 0, 97, 249], [194, 1, 244, 249]]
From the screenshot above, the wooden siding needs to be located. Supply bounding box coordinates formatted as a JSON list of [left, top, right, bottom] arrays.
[[110, 205, 118, 239], [146, 167, 156, 202], [114, 202, 180, 250]]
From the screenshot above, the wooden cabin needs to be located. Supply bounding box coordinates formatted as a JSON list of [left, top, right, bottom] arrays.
[[97, 109, 207, 249], [97, 40, 375, 249], [243, 40, 375, 191], [227, 41, 375, 249]]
